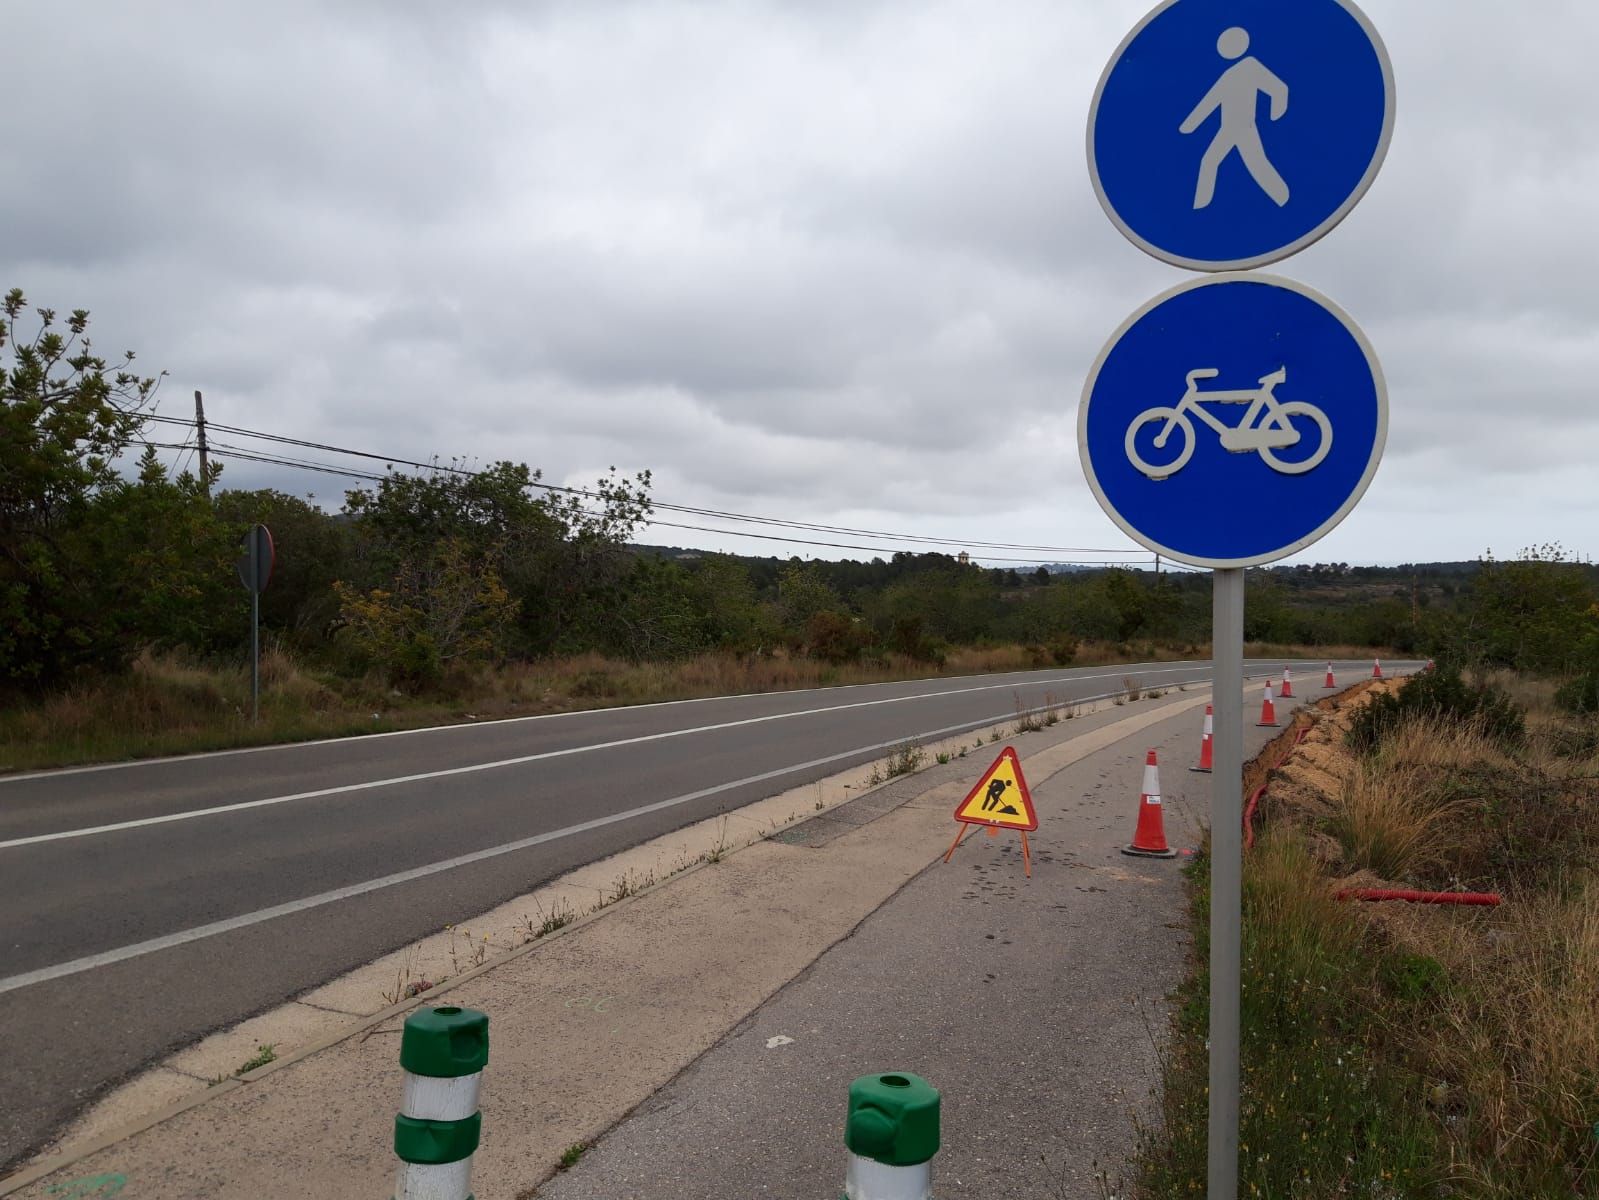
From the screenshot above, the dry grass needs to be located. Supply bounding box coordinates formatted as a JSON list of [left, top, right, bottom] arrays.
[[0, 650, 1350, 773], [1431, 882, 1599, 1191], [1231, 675, 1599, 1194], [1327, 717, 1516, 883], [1, 635, 1408, 773], [1330, 754, 1474, 883]]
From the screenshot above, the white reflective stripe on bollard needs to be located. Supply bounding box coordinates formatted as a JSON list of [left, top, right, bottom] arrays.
[[401, 1071, 482, 1122], [844, 1152, 933, 1200], [395, 1157, 474, 1200]]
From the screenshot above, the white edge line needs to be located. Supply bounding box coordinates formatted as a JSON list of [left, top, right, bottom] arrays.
[[0, 666, 1220, 849], [0, 660, 1223, 783], [0, 687, 1171, 996]]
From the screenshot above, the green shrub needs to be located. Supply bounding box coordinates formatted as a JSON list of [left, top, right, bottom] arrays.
[[1346, 667, 1525, 753], [805, 611, 868, 664], [1554, 673, 1599, 715]]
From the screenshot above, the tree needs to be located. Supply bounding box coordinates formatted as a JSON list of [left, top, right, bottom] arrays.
[[214, 489, 350, 645], [334, 538, 520, 687], [340, 462, 653, 657], [1458, 544, 1598, 672], [773, 561, 846, 633], [1, 289, 170, 686], [76, 448, 239, 658]]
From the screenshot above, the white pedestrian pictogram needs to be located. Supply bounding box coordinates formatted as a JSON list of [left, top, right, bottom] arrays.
[[1124, 366, 1332, 480], [1180, 27, 1290, 210]]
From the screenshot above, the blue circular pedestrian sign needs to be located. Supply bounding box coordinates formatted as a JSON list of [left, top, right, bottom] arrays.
[[1088, 0, 1395, 271], [1078, 274, 1387, 568]]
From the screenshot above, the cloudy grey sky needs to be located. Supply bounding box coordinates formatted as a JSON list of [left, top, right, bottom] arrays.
[[4, 0, 1595, 569]]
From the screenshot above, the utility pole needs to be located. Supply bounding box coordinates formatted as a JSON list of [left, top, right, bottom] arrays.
[[194, 390, 211, 499]]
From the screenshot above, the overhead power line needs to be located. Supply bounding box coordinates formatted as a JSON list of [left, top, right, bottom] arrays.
[[137, 414, 1159, 567]]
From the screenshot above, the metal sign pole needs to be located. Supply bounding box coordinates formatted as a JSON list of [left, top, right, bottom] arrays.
[[250, 561, 261, 724], [1208, 566, 1244, 1197], [234, 523, 273, 725]]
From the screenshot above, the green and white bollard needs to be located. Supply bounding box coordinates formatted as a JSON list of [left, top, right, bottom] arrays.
[[392, 1005, 489, 1200], [843, 1072, 940, 1200]]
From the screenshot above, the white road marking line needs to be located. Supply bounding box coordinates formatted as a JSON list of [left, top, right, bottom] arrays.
[[0, 662, 1215, 784], [0, 667, 1212, 849], [0, 694, 1164, 995]]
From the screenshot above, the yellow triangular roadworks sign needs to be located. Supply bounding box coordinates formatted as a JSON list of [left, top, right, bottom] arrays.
[[953, 746, 1038, 831]]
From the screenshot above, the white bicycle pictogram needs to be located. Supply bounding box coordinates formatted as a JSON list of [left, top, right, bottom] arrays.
[[1123, 365, 1332, 480]]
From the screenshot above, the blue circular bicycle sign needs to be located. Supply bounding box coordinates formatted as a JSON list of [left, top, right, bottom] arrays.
[[1088, 0, 1395, 271], [1078, 274, 1387, 568]]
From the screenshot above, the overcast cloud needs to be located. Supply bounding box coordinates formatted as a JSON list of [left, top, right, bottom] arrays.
[[4, 0, 1595, 569]]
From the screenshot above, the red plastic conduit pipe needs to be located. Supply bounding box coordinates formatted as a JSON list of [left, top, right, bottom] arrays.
[[1242, 726, 1308, 850], [1334, 889, 1501, 906]]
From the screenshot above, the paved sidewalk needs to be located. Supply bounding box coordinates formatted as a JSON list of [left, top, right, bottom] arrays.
[[533, 699, 1254, 1200], [3, 676, 1334, 1200]]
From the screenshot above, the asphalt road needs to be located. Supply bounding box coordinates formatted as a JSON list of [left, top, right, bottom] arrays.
[[0, 658, 1388, 1172]]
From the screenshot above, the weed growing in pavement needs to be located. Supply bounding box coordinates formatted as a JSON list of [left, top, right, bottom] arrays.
[[208, 1043, 279, 1082], [1122, 676, 1143, 702], [704, 815, 731, 863], [936, 751, 951, 764], [520, 896, 577, 943], [379, 969, 435, 1007], [988, 730, 1001, 743], [556, 1142, 589, 1171], [883, 739, 925, 777], [604, 866, 655, 905], [378, 943, 429, 1006], [445, 924, 491, 973], [1013, 693, 1043, 734]]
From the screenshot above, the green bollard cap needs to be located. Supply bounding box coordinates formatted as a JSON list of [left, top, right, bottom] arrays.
[[400, 1006, 490, 1078], [845, 1072, 940, 1167]]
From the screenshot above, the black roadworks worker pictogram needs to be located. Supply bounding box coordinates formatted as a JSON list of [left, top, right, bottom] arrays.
[[982, 778, 1020, 816]]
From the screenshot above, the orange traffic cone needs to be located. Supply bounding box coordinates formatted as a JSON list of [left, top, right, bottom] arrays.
[[1323, 662, 1336, 689], [1189, 705, 1213, 773], [1373, 658, 1383, 679], [1257, 681, 1279, 727], [1280, 667, 1294, 698], [1123, 749, 1177, 859]]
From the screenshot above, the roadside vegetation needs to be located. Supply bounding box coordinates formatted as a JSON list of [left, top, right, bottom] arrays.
[[1136, 661, 1599, 1198], [6, 287, 1597, 771], [3, 637, 1339, 773]]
